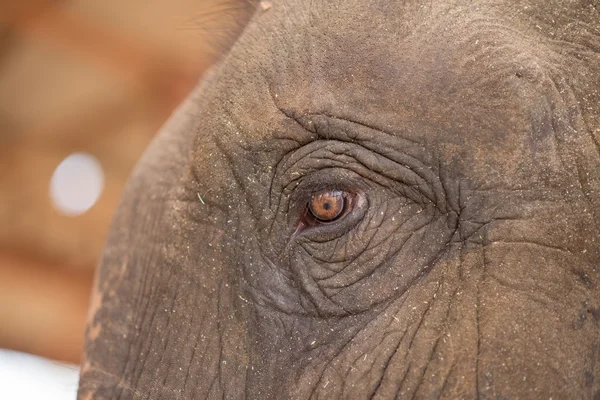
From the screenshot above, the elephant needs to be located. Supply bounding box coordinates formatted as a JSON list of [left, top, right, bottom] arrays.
[[77, 0, 600, 398]]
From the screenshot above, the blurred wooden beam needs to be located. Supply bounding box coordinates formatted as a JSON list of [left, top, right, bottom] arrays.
[[0, 0, 256, 365], [2, 0, 201, 109], [0, 250, 93, 363]]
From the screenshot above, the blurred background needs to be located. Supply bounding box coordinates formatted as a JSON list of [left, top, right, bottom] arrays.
[[0, 0, 253, 397]]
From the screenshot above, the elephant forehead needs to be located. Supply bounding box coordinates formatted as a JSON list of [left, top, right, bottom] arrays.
[[228, 0, 528, 118], [194, 0, 568, 188]]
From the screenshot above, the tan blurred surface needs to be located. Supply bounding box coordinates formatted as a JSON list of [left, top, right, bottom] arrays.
[[0, 0, 252, 363]]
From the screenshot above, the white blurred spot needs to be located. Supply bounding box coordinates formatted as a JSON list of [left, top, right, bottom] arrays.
[[0, 349, 79, 400], [50, 152, 104, 216]]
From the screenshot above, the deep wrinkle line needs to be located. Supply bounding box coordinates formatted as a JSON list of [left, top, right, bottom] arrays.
[[122, 235, 169, 398], [314, 234, 406, 291], [270, 140, 441, 223], [306, 210, 417, 277], [268, 141, 323, 213], [326, 226, 454, 318], [263, 101, 444, 215], [243, 248, 317, 317], [310, 203, 452, 306], [306, 301, 390, 398], [256, 248, 330, 317], [484, 239, 573, 254], [486, 272, 568, 310], [267, 95, 427, 175], [309, 231, 388, 285], [371, 275, 444, 398], [292, 112, 450, 210], [296, 113, 431, 176], [303, 112, 424, 148]]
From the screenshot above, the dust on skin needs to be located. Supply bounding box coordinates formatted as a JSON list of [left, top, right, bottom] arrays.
[[83, 255, 129, 356], [79, 286, 103, 382], [85, 286, 103, 341]]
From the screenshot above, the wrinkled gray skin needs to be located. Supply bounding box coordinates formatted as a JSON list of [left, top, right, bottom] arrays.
[[78, 0, 600, 398]]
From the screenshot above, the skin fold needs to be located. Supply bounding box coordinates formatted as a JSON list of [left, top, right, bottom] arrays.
[[78, 0, 600, 398]]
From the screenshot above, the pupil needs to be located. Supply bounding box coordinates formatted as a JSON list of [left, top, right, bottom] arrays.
[[308, 190, 348, 222]]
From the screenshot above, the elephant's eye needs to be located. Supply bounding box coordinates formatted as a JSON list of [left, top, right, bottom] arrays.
[[308, 190, 348, 222]]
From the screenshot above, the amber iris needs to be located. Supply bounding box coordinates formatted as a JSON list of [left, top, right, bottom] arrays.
[[309, 190, 346, 222]]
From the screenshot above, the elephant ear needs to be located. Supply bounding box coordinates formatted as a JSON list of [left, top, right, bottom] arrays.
[[182, 0, 257, 58], [77, 71, 252, 399]]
